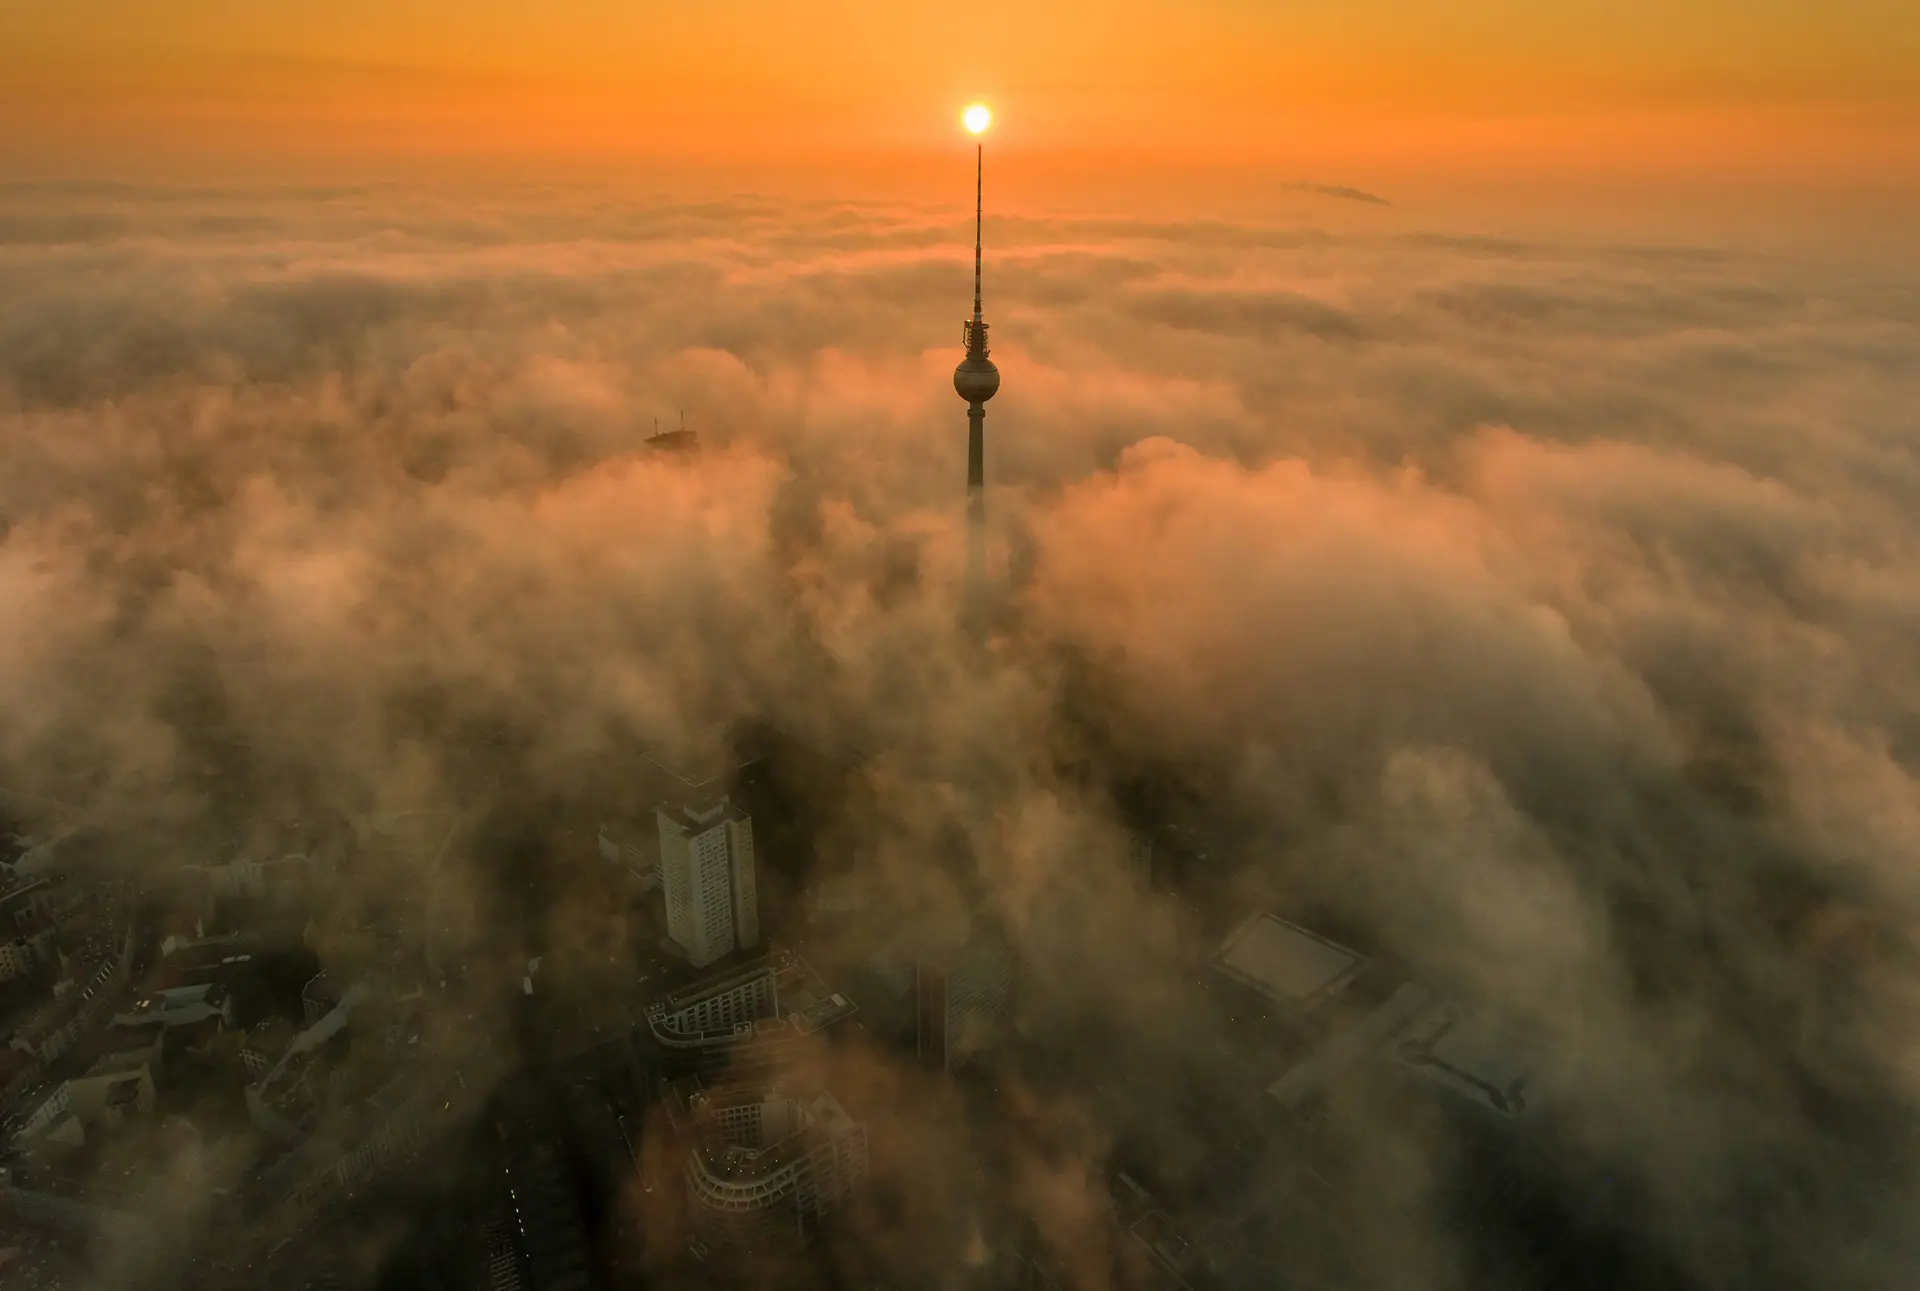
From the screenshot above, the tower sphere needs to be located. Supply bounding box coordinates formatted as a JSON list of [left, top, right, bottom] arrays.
[[954, 354, 1000, 404]]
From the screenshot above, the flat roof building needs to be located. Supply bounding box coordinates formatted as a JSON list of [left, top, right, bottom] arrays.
[[1211, 914, 1368, 1014], [1388, 1001, 1541, 1122]]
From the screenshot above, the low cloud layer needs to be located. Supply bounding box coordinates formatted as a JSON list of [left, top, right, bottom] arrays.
[[1, 179, 1918, 1290]]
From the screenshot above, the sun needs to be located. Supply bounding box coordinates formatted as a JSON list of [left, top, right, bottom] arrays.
[[962, 104, 992, 136]]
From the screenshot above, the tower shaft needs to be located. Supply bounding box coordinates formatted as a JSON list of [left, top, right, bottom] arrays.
[[967, 404, 985, 500], [966, 405, 985, 609]]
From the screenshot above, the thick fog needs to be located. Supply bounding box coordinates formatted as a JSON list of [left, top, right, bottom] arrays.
[[1, 179, 1917, 1290]]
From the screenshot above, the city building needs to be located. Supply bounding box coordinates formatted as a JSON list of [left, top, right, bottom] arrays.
[[300, 973, 337, 1026], [8, 929, 133, 1065], [158, 926, 245, 960], [1118, 1206, 1211, 1291], [180, 816, 344, 903], [1211, 913, 1369, 1016], [1201, 912, 1438, 1120], [651, 963, 777, 1041], [657, 796, 758, 970], [0, 1049, 39, 1109], [152, 943, 258, 993], [0, 934, 46, 984], [10, 1085, 72, 1144], [645, 948, 856, 1077], [245, 981, 369, 1143], [110, 983, 231, 1031], [915, 922, 1013, 1074], [1387, 1000, 1541, 1123], [1264, 981, 1433, 1112], [11, 1029, 163, 1150], [0, 878, 53, 934], [666, 1078, 868, 1248], [645, 425, 699, 455], [598, 822, 661, 892], [64, 1058, 156, 1124], [8, 1005, 86, 1070], [1, 824, 77, 881], [237, 1018, 296, 1078], [241, 1068, 445, 1256], [487, 1111, 595, 1291]]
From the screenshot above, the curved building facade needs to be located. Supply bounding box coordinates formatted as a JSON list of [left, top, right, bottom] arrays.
[[646, 963, 780, 1053], [681, 1086, 868, 1247], [645, 949, 858, 1077]]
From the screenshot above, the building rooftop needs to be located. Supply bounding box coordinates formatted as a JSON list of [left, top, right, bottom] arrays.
[[0, 877, 51, 911], [0, 1045, 39, 1077], [1265, 982, 1432, 1111], [645, 949, 856, 1050], [658, 796, 748, 833], [653, 959, 778, 1018], [80, 1049, 152, 1082], [1212, 914, 1367, 1013], [643, 720, 776, 795], [1387, 1002, 1541, 1120], [685, 1086, 858, 1185], [112, 982, 226, 1028], [645, 428, 699, 454], [1128, 1209, 1208, 1288]]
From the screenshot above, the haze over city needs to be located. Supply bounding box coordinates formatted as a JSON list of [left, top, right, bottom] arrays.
[[0, 4, 1916, 1291]]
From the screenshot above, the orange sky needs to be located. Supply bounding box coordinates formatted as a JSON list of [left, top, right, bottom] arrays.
[[3, 1, 1916, 212]]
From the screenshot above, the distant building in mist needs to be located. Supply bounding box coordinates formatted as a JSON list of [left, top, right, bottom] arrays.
[[915, 922, 1013, 1074], [657, 796, 758, 970], [0, 877, 54, 932], [665, 1077, 868, 1248], [645, 428, 699, 455], [597, 822, 660, 893], [0, 922, 56, 984], [8, 924, 134, 1066]]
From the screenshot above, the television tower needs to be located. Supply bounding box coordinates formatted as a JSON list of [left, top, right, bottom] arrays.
[[953, 106, 1000, 613]]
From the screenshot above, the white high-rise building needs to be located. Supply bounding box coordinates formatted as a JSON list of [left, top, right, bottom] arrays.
[[657, 797, 758, 969]]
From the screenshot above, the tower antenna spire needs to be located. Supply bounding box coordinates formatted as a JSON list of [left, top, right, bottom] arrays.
[[973, 142, 983, 327]]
